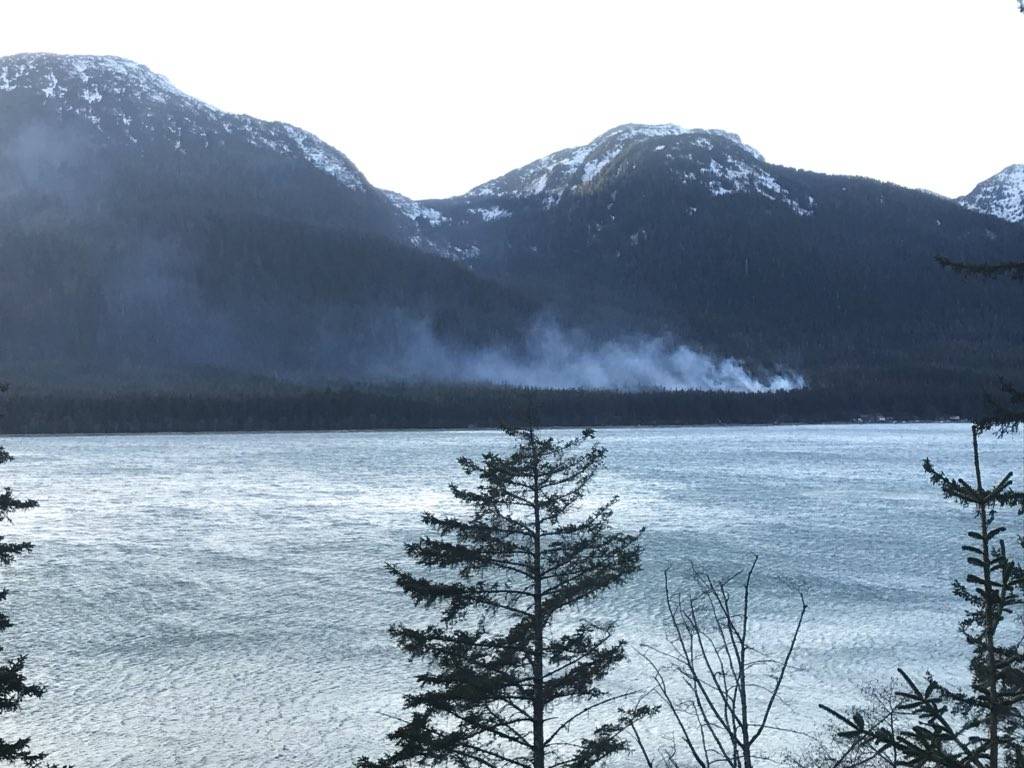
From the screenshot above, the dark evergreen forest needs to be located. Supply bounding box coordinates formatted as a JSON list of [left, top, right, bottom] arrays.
[[0, 376, 1002, 434]]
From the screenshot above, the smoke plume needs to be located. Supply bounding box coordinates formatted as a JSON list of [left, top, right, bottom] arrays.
[[371, 320, 804, 392]]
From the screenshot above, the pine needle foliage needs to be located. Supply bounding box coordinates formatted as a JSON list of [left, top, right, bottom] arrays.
[[0, 397, 62, 767], [358, 427, 652, 768]]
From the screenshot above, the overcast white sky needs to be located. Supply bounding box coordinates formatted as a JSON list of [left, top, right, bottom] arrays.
[[1, 0, 1020, 200]]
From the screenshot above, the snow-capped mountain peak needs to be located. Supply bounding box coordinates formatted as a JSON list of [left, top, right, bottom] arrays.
[[0, 52, 369, 192], [460, 122, 805, 215], [465, 123, 689, 203], [958, 164, 1024, 223]]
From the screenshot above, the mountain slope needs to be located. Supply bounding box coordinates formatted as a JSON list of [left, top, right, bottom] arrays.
[[0, 53, 417, 237], [0, 53, 1020, 403], [0, 53, 539, 388], [463, 123, 805, 211], [958, 164, 1024, 223], [411, 124, 1023, 386], [409, 124, 814, 258]]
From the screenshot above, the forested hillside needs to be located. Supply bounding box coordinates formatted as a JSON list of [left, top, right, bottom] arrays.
[[0, 54, 1020, 426]]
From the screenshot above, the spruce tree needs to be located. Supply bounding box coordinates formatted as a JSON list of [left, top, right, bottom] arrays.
[[0, 423, 54, 765], [358, 427, 651, 768]]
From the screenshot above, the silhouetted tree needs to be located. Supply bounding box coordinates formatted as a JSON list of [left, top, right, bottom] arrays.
[[639, 558, 806, 768], [0, 390, 59, 766], [788, 683, 903, 768], [357, 427, 652, 768], [822, 427, 1024, 768]]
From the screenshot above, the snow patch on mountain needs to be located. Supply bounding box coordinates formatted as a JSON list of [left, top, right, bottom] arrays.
[[461, 122, 802, 213], [467, 124, 687, 201], [959, 165, 1024, 223], [703, 155, 813, 215], [469, 206, 512, 221], [0, 53, 369, 191], [385, 193, 448, 227], [383, 192, 448, 226]]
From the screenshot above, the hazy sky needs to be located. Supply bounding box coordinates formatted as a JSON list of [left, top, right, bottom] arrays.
[[1, 0, 1021, 200]]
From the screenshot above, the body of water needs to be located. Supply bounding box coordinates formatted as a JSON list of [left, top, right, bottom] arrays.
[[0, 424, 1020, 766]]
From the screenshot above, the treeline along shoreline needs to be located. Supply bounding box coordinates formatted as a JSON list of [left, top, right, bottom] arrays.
[[0, 374, 1004, 434]]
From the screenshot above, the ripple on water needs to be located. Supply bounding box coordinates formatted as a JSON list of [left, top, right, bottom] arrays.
[[0, 424, 1017, 766]]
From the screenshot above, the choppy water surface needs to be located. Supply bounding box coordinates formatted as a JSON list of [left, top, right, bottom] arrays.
[[0, 424, 1021, 766]]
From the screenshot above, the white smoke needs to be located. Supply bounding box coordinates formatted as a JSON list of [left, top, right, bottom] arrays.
[[381, 321, 804, 392]]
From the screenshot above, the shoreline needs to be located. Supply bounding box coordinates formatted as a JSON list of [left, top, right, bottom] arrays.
[[0, 381, 989, 436], [0, 417, 971, 440]]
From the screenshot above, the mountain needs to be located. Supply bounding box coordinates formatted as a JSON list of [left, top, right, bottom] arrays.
[[404, 124, 812, 258], [958, 165, 1024, 223], [466, 124, 801, 209], [0, 53, 1020, 407], [0, 53, 414, 237], [411, 124, 1023, 391], [0, 53, 541, 389]]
